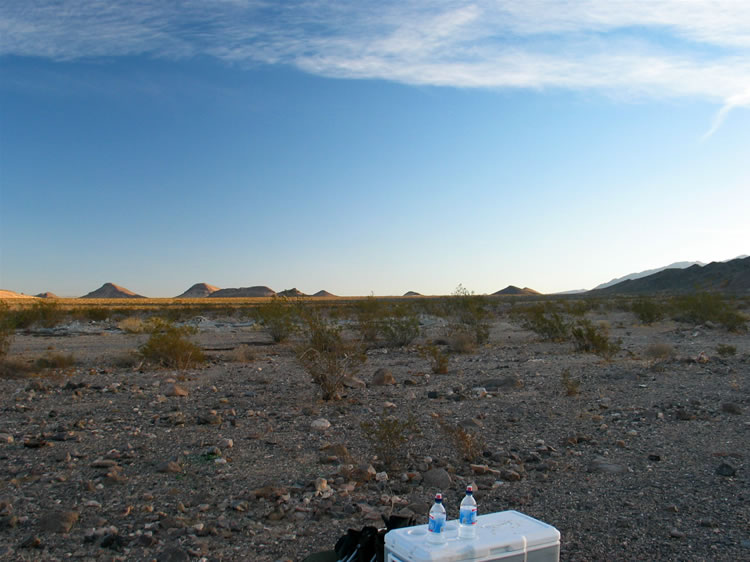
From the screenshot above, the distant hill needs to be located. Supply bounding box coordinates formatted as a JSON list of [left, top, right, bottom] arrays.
[[492, 285, 541, 296], [35, 292, 59, 299], [175, 283, 220, 298], [593, 261, 706, 290], [81, 283, 144, 299], [0, 289, 37, 300], [277, 288, 306, 297], [591, 256, 750, 295], [403, 291, 422, 296], [311, 290, 337, 297], [209, 286, 276, 298]]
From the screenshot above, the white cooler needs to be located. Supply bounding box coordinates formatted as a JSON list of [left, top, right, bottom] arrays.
[[384, 510, 560, 562]]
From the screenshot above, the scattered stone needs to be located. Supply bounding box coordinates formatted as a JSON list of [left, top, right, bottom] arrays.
[[422, 468, 452, 489], [311, 419, 331, 431], [721, 403, 742, 415], [157, 546, 191, 562], [373, 368, 396, 386], [157, 461, 182, 474], [39, 510, 79, 533], [0, 433, 13, 443], [342, 376, 367, 389], [165, 384, 189, 397], [670, 528, 686, 538], [19, 535, 42, 549], [715, 463, 737, 477], [587, 457, 626, 474], [479, 376, 522, 391]]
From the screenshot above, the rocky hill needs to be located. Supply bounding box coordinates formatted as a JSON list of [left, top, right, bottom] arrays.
[[591, 256, 750, 295], [492, 285, 541, 296], [34, 292, 59, 299], [80, 283, 144, 298], [174, 283, 220, 298], [0, 290, 36, 300], [403, 291, 422, 297], [277, 288, 306, 298], [311, 290, 337, 298], [209, 286, 276, 298]]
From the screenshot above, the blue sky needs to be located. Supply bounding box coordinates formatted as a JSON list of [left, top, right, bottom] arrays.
[[1, 1, 748, 297]]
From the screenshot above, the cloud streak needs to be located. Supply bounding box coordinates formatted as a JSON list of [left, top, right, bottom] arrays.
[[3, 1, 750, 119]]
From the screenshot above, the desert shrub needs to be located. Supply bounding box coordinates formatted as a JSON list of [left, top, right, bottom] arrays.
[[419, 344, 449, 374], [631, 298, 665, 325], [439, 420, 486, 463], [447, 330, 476, 353], [716, 344, 736, 357], [297, 310, 365, 400], [353, 296, 383, 343], [560, 368, 580, 396], [379, 304, 420, 348], [118, 316, 146, 333], [0, 302, 13, 359], [570, 318, 621, 359], [0, 358, 34, 379], [256, 296, 297, 343], [523, 304, 570, 342], [643, 342, 675, 362], [77, 307, 109, 322], [671, 293, 747, 332], [139, 318, 205, 369], [229, 344, 256, 363], [565, 300, 591, 317], [11, 301, 66, 329], [448, 285, 490, 346], [35, 353, 76, 369], [361, 411, 420, 468]]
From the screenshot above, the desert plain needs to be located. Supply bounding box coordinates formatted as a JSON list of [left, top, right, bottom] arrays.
[[0, 296, 748, 561]]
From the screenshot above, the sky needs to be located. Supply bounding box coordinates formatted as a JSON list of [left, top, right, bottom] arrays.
[[0, 1, 748, 297]]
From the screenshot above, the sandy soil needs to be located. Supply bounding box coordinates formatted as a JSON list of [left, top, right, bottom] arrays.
[[0, 310, 748, 561]]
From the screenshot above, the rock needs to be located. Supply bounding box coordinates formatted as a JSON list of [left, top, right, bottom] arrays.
[[373, 368, 396, 386], [715, 462, 737, 477], [19, 535, 42, 549], [39, 510, 79, 533], [422, 468, 452, 489], [157, 546, 191, 562], [427, 391, 440, 399], [500, 469, 522, 481], [669, 528, 686, 538], [157, 461, 182, 474], [587, 457, 626, 474], [0, 433, 13, 443], [165, 384, 189, 397], [479, 376, 522, 391], [311, 418, 331, 431], [342, 376, 367, 389], [721, 403, 742, 415]]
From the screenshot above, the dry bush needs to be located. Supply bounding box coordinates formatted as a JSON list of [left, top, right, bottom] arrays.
[[0, 302, 13, 360], [379, 304, 420, 348], [419, 344, 449, 374], [447, 330, 476, 354], [255, 296, 298, 342], [560, 368, 581, 396], [643, 342, 675, 362], [0, 358, 34, 379], [361, 411, 420, 468], [118, 316, 146, 333], [229, 344, 256, 363], [571, 318, 621, 360], [139, 319, 205, 369], [439, 420, 486, 463], [35, 353, 76, 369], [716, 344, 736, 357]]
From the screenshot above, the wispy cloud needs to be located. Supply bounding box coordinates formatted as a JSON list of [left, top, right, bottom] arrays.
[[3, 1, 750, 123]]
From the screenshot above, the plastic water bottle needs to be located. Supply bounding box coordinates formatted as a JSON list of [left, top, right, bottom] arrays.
[[458, 485, 477, 539], [427, 493, 447, 544]]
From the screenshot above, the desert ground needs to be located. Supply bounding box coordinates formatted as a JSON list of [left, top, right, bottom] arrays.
[[0, 301, 748, 561]]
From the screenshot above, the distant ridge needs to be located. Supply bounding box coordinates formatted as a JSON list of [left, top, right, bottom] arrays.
[[493, 285, 541, 296], [209, 286, 276, 298], [593, 261, 706, 290], [0, 289, 36, 299], [312, 290, 336, 297], [175, 283, 220, 298], [35, 292, 59, 299], [403, 291, 422, 296], [278, 288, 306, 297], [591, 256, 750, 295], [81, 283, 144, 299]]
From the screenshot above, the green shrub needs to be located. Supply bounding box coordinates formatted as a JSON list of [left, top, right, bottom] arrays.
[[570, 318, 621, 359], [139, 319, 205, 369], [379, 304, 420, 348], [0, 302, 13, 359], [297, 310, 365, 400], [560, 368, 580, 396], [419, 344, 449, 374], [671, 293, 747, 332], [643, 342, 675, 362], [256, 296, 297, 343], [11, 301, 66, 329], [35, 353, 76, 369], [361, 411, 420, 468], [523, 305, 570, 342], [353, 296, 383, 343], [716, 344, 736, 357], [631, 298, 665, 325]]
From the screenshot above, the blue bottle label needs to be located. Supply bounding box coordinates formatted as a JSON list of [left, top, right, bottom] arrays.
[[428, 514, 446, 533], [459, 507, 477, 525]]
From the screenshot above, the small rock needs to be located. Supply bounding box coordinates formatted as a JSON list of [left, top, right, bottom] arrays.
[[157, 546, 191, 562], [373, 368, 396, 386], [19, 535, 42, 549], [669, 528, 685, 538], [39, 510, 79, 533], [422, 468, 452, 489], [342, 376, 367, 389], [0, 433, 13, 444], [715, 462, 737, 477], [165, 384, 189, 397], [157, 461, 182, 474], [587, 457, 626, 474], [311, 419, 331, 431], [721, 403, 742, 415]]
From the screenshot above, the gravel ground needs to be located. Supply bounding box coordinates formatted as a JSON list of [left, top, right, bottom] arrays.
[[0, 311, 748, 561]]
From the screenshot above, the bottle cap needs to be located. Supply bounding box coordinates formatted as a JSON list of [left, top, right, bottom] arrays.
[[466, 486, 473, 493], [435, 493, 443, 501]]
